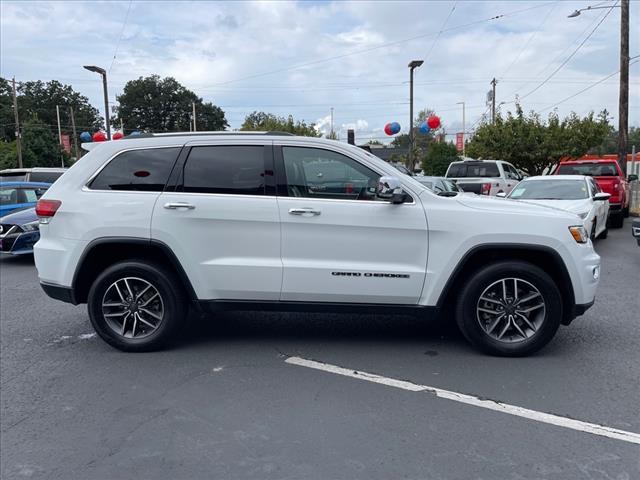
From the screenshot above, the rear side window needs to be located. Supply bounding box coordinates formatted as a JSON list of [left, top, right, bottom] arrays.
[[22, 189, 38, 202], [30, 171, 63, 183], [89, 148, 180, 191], [181, 145, 265, 195], [447, 162, 500, 178]]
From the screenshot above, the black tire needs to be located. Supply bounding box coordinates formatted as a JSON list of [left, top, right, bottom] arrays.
[[598, 226, 608, 239], [455, 261, 562, 357], [590, 220, 596, 240], [87, 260, 187, 352], [623, 205, 629, 218], [609, 212, 624, 228]]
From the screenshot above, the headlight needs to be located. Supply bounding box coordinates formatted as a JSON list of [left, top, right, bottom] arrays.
[[21, 220, 40, 232], [577, 211, 589, 219], [569, 225, 588, 244]]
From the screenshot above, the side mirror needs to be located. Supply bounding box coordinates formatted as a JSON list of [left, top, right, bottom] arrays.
[[593, 192, 611, 201], [628, 174, 638, 182], [496, 192, 507, 198], [377, 176, 406, 204]]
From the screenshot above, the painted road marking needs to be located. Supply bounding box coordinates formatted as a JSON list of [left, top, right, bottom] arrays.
[[285, 356, 640, 446]]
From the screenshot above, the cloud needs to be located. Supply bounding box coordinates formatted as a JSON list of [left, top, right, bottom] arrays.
[[1, 0, 637, 140]]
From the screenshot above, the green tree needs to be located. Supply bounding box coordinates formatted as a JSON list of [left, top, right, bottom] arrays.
[[0, 78, 14, 141], [241, 111, 320, 136], [593, 126, 640, 154], [421, 142, 460, 176], [0, 140, 18, 170], [365, 139, 382, 145], [20, 117, 66, 168], [466, 105, 611, 175], [115, 75, 228, 132]]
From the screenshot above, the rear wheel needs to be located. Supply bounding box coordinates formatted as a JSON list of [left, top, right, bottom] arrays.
[[455, 261, 562, 356], [623, 205, 629, 218], [88, 261, 187, 352], [609, 212, 624, 228]]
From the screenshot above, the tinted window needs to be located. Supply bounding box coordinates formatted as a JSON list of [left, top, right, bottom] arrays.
[[442, 179, 461, 192], [446, 162, 500, 178], [557, 162, 618, 176], [22, 189, 38, 202], [30, 171, 63, 183], [182, 146, 265, 195], [0, 173, 27, 182], [89, 148, 180, 191], [508, 180, 589, 200], [282, 147, 381, 201], [0, 188, 18, 205]]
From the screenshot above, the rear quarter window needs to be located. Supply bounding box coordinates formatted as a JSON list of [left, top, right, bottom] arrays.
[[89, 147, 181, 191]]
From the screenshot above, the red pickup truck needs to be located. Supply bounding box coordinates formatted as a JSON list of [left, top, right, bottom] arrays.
[[555, 157, 637, 228]]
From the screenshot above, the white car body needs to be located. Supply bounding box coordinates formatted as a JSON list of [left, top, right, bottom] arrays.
[[445, 159, 522, 196], [507, 175, 610, 239], [33, 133, 601, 354]]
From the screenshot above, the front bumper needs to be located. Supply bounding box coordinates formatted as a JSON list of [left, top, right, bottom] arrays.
[[0, 230, 40, 255]]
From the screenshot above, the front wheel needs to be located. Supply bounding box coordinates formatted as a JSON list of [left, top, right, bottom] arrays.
[[87, 261, 187, 352], [455, 261, 562, 356]]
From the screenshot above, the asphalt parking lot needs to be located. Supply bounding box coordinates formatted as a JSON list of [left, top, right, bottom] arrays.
[[1, 221, 639, 480]]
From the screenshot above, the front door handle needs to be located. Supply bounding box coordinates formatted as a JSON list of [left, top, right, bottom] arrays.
[[288, 208, 321, 216], [164, 202, 196, 210]]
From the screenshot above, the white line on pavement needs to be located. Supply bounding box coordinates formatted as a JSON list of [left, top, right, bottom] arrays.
[[285, 356, 640, 446]]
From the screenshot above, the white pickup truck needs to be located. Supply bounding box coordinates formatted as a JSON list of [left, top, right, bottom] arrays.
[[445, 159, 522, 196]]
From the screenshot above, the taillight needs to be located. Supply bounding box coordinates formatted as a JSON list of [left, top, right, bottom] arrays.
[[481, 183, 491, 195], [36, 199, 62, 223]]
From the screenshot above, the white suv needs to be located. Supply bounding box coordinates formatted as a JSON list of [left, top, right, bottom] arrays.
[[34, 133, 600, 356], [445, 159, 522, 196]]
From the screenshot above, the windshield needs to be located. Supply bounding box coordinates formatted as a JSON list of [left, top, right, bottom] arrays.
[[557, 162, 617, 177], [446, 162, 499, 178], [509, 179, 588, 200]]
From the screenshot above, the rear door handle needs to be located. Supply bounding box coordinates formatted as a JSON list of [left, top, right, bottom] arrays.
[[288, 208, 321, 216], [164, 202, 196, 210]]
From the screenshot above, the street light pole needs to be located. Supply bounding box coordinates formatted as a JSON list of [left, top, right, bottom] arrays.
[[83, 65, 111, 140], [568, 2, 628, 172], [457, 101, 466, 157], [408, 60, 424, 170]]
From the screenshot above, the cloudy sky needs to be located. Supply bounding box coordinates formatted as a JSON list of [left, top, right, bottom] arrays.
[[1, 0, 638, 144]]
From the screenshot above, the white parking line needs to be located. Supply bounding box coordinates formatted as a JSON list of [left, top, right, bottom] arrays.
[[285, 356, 640, 446]]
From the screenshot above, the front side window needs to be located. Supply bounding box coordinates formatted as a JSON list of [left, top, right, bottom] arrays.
[[89, 147, 180, 191], [282, 146, 381, 201], [182, 145, 265, 195]]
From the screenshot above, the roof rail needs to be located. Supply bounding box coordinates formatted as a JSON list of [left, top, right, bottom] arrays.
[[123, 131, 296, 139]]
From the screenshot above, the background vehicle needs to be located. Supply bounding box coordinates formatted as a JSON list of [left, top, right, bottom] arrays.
[[35, 132, 600, 357], [445, 159, 522, 196], [0, 207, 40, 255], [0, 167, 66, 183], [555, 159, 637, 228], [0, 181, 50, 216], [632, 218, 640, 246], [505, 176, 610, 239], [415, 176, 464, 196]]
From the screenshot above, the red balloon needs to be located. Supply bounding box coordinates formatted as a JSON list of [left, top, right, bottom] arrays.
[[427, 115, 441, 130], [92, 131, 107, 142], [384, 123, 393, 136], [112, 131, 124, 140]]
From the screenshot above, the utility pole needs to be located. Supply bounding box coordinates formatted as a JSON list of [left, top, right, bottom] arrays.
[[192, 102, 197, 132], [618, 0, 629, 173], [490, 78, 497, 124], [83, 66, 111, 139], [56, 105, 64, 167], [11, 77, 23, 168], [330, 107, 334, 138], [69, 107, 80, 161], [457, 101, 466, 157], [120, 117, 124, 134]]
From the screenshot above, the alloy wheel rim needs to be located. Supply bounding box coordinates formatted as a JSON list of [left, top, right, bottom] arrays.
[[101, 277, 164, 339], [476, 277, 546, 343]]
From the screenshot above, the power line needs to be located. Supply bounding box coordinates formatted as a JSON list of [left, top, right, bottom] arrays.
[[109, 0, 134, 73], [518, 1, 618, 101], [210, 2, 556, 86], [498, 1, 559, 81], [423, 1, 458, 64], [538, 55, 640, 113]]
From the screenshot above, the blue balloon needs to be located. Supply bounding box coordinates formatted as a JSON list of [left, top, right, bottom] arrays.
[[419, 121, 430, 134], [390, 122, 401, 135], [80, 131, 92, 142]]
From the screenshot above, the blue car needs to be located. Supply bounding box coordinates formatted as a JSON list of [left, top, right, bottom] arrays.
[[0, 181, 51, 216], [0, 207, 40, 255]]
